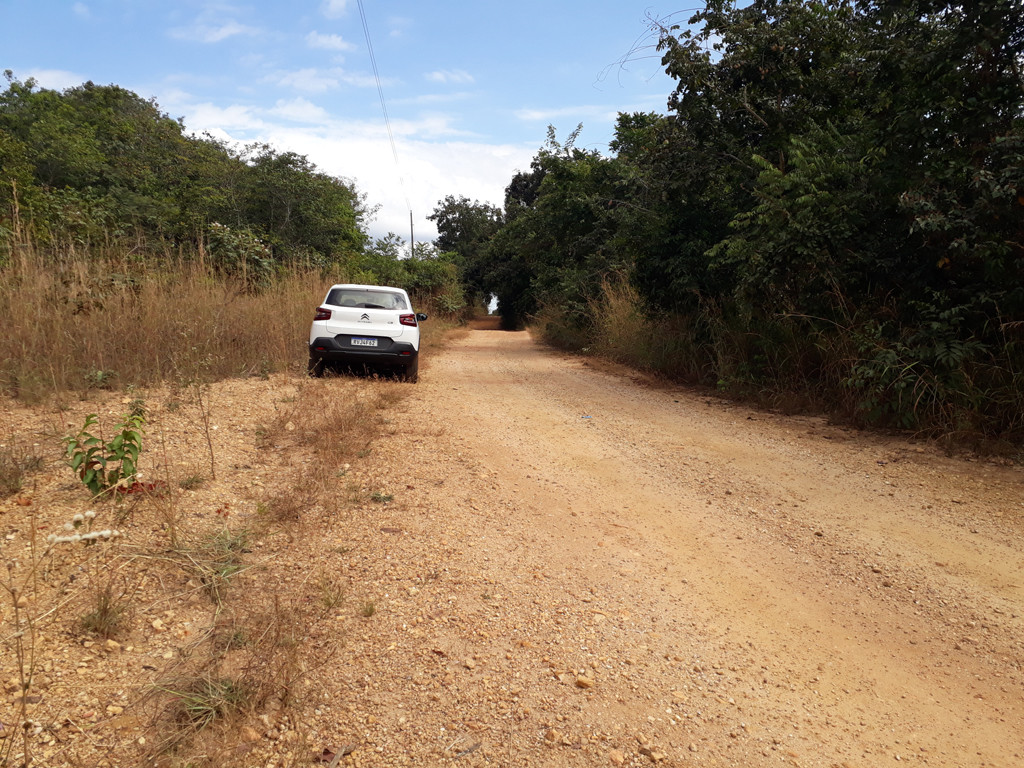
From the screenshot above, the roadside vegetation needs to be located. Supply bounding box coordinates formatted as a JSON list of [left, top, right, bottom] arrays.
[[430, 0, 1024, 446], [0, 2, 1021, 759], [0, 72, 466, 766]]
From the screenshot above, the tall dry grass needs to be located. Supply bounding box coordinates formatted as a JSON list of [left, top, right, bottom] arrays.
[[586, 280, 715, 384], [0, 246, 339, 400]]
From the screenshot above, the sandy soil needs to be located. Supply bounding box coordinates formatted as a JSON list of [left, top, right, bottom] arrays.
[[2, 325, 1022, 768], [332, 326, 1024, 767]]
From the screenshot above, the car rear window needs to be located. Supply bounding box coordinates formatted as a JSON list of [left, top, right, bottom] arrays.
[[326, 289, 408, 310]]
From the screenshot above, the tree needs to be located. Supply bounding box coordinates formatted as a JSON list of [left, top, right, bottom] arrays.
[[427, 195, 502, 305]]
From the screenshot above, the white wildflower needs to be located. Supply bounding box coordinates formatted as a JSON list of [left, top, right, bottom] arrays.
[[84, 510, 96, 519]]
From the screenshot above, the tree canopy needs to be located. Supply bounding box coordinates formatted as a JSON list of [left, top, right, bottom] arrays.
[[0, 72, 368, 262], [432, 0, 1024, 437]]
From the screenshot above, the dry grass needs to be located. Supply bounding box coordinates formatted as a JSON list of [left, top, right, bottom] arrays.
[[0, 246, 333, 401], [0, 246, 470, 766]]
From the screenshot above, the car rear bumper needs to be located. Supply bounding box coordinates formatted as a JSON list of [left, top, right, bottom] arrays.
[[309, 336, 418, 367]]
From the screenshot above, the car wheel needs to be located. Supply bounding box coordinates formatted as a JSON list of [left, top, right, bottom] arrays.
[[307, 355, 325, 378], [401, 357, 419, 383]]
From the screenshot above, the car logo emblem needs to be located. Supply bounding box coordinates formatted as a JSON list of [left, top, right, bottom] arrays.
[[359, 313, 371, 323]]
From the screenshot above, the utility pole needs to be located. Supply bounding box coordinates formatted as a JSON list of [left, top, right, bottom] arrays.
[[409, 210, 414, 259]]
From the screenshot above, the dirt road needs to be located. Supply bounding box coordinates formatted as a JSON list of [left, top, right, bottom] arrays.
[[6, 324, 1022, 768], [333, 326, 1024, 767]]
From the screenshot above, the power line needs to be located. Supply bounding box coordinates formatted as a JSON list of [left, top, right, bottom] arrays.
[[356, 0, 411, 218]]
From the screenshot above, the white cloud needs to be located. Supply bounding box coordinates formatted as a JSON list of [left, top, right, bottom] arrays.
[[176, 102, 534, 240], [425, 69, 474, 85], [306, 31, 356, 52], [169, 19, 260, 43], [393, 92, 473, 106], [321, 0, 348, 19], [185, 102, 267, 134], [256, 128, 535, 240], [266, 67, 390, 93], [72, 3, 90, 18], [269, 98, 331, 124], [388, 16, 412, 38], [25, 69, 86, 90], [514, 104, 614, 122], [268, 68, 341, 93]]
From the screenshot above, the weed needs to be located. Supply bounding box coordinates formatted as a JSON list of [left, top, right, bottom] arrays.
[[177, 528, 251, 604], [84, 368, 117, 390], [80, 582, 130, 639], [211, 616, 250, 653], [317, 575, 346, 611], [361, 600, 376, 618], [188, 379, 217, 481], [258, 485, 316, 523], [179, 474, 206, 490], [0, 438, 44, 499], [162, 675, 250, 731], [370, 491, 393, 503]]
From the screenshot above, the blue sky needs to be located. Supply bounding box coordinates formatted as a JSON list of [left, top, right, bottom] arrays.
[[2, 0, 687, 241]]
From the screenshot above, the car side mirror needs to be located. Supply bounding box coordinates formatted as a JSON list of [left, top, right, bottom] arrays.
[[416, 312, 428, 322]]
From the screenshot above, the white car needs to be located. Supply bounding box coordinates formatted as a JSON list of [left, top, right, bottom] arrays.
[[308, 284, 427, 381]]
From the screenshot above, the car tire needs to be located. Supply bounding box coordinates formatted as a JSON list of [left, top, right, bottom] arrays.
[[401, 357, 419, 383], [307, 355, 325, 378]]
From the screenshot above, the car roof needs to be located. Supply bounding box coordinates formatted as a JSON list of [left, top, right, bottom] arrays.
[[328, 283, 408, 294]]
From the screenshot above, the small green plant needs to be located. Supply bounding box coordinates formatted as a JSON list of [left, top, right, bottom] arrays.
[[317, 575, 346, 611], [361, 600, 376, 618], [179, 474, 205, 491], [63, 412, 145, 498], [370, 491, 393, 504], [84, 368, 117, 390], [212, 617, 250, 653], [179, 528, 251, 604], [162, 675, 250, 731]]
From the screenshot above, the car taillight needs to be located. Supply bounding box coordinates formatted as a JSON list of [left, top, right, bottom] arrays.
[[314, 307, 331, 321], [399, 314, 417, 327]]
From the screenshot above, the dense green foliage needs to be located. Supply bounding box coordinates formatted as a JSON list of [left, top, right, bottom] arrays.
[[0, 72, 466, 315], [434, 0, 1024, 439], [0, 72, 367, 266]]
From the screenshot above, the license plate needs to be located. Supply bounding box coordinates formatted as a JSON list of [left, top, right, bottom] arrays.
[[351, 337, 378, 347]]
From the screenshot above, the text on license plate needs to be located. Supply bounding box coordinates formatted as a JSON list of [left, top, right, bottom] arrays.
[[351, 337, 378, 347]]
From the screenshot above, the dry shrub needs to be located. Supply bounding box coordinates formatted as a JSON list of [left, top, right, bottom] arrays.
[[80, 578, 134, 639], [0, 432, 44, 499], [261, 378, 394, 470], [148, 592, 327, 763]]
